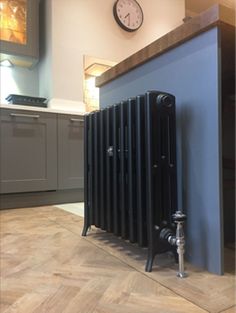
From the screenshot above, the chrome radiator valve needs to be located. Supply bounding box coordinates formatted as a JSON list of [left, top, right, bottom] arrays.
[[160, 211, 187, 278], [172, 211, 187, 278]]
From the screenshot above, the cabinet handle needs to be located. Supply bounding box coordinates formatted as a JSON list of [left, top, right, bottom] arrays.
[[70, 118, 84, 123], [10, 113, 40, 119]]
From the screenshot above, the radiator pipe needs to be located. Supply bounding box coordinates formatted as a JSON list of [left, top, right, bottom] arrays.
[[160, 211, 187, 278]]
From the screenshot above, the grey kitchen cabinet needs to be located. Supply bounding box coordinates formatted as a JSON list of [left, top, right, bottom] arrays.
[[58, 114, 84, 190], [0, 109, 57, 194]]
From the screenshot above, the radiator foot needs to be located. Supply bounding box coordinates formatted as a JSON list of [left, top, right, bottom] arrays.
[[82, 224, 90, 236], [145, 252, 155, 272]]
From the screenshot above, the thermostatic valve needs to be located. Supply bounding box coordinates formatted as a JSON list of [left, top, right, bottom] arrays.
[[173, 211, 188, 278], [160, 211, 188, 278]]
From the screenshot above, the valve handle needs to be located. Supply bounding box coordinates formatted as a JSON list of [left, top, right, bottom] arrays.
[[172, 211, 187, 223]]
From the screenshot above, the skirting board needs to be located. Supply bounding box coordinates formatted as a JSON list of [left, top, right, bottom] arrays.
[[0, 189, 84, 210]]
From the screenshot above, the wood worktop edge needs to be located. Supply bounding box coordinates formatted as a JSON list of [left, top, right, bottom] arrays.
[[96, 4, 235, 87]]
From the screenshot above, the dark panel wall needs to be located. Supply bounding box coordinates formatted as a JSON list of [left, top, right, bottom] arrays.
[[99, 28, 224, 274]]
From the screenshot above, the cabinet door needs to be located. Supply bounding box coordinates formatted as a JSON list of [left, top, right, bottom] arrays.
[[0, 109, 57, 194], [58, 114, 84, 189]]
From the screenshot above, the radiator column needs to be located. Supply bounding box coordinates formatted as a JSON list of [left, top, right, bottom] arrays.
[[82, 90, 184, 276]]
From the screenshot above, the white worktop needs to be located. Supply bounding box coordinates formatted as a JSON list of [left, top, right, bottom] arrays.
[[0, 103, 86, 116]]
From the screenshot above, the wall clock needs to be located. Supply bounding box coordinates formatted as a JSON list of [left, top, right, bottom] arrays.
[[113, 0, 144, 32]]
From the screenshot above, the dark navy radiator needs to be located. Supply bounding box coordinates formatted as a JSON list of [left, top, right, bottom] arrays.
[[82, 90, 178, 272]]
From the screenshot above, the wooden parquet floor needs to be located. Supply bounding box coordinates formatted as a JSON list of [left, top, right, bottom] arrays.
[[0, 206, 235, 313]]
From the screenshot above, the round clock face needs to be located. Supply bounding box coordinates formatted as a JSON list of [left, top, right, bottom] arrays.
[[113, 0, 144, 32]]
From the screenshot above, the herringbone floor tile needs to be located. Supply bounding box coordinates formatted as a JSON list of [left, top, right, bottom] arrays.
[[0, 206, 235, 313]]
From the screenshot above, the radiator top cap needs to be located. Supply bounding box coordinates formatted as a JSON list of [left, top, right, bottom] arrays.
[[157, 94, 173, 107]]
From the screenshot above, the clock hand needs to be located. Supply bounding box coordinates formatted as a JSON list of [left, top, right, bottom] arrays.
[[124, 13, 130, 25]]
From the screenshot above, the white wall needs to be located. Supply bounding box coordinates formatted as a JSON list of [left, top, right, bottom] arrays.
[[41, 0, 185, 108], [0, 0, 185, 106], [0, 66, 39, 104]]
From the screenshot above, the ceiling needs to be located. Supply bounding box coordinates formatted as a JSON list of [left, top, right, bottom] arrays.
[[185, 0, 235, 14]]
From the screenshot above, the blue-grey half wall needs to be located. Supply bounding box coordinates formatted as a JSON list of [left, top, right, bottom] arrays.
[[99, 27, 223, 274]]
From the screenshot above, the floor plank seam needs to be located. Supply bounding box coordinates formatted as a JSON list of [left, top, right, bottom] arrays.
[[83, 235, 212, 313], [48, 216, 211, 313], [218, 305, 236, 313]]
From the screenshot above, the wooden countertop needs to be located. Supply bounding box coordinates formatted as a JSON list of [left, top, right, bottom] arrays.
[[96, 4, 235, 87]]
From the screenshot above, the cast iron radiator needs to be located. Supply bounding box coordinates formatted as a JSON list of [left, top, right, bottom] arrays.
[[82, 90, 178, 272]]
